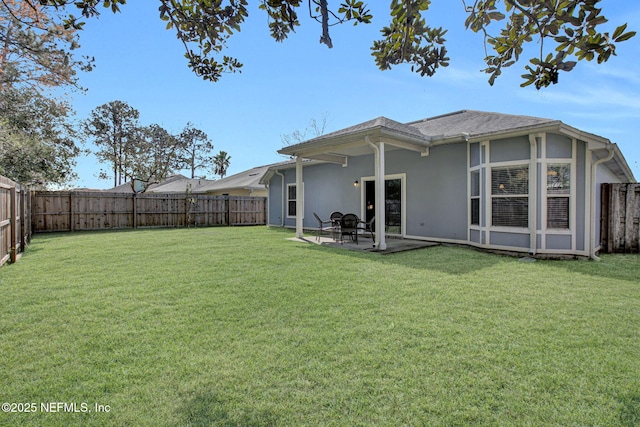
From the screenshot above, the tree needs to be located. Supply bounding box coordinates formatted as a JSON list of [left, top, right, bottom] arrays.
[[212, 151, 231, 179], [460, 0, 637, 89], [0, 87, 81, 186], [281, 114, 328, 147], [128, 124, 184, 186], [177, 122, 214, 179], [0, 0, 93, 94], [32, 0, 635, 88], [0, 2, 90, 186], [83, 100, 140, 187]]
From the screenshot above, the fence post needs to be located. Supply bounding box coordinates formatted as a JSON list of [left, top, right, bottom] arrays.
[[624, 184, 636, 253], [69, 191, 74, 232], [10, 186, 17, 263], [133, 193, 137, 229], [19, 186, 24, 253], [600, 184, 612, 253]]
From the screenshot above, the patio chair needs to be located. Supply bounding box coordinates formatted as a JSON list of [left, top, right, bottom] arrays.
[[313, 212, 335, 242], [340, 213, 360, 244], [330, 211, 343, 240], [358, 216, 375, 243], [330, 211, 343, 224]]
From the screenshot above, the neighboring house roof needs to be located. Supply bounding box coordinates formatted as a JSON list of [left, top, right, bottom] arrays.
[[104, 165, 283, 195], [147, 175, 210, 193], [197, 164, 271, 194], [277, 110, 635, 183], [104, 182, 135, 193], [104, 174, 212, 193]]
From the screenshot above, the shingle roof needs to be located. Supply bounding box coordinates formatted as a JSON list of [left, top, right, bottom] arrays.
[[319, 116, 426, 140], [272, 110, 634, 183], [197, 165, 271, 192], [148, 175, 209, 193], [104, 174, 211, 193], [407, 110, 556, 139], [287, 116, 428, 151], [104, 182, 134, 193], [280, 110, 558, 156]]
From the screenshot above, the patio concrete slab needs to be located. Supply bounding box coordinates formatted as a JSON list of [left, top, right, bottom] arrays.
[[288, 235, 439, 254]]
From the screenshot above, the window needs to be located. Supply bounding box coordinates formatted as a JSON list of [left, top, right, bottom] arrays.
[[491, 165, 529, 228], [547, 164, 570, 229], [470, 170, 480, 226], [287, 184, 297, 217]]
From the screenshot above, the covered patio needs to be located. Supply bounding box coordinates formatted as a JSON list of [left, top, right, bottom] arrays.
[[278, 117, 433, 251]]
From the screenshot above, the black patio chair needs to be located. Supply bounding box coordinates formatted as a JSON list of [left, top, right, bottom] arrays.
[[340, 213, 360, 244], [358, 216, 375, 243], [313, 212, 335, 242], [330, 211, 343, 224], [329, 211, 343, 240]]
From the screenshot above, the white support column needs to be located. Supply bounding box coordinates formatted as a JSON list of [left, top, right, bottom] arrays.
[[528, 134, 538, 255], [366, 137, 387, 251], [295, 155, 304, 238], [377, 142, 387, 250]]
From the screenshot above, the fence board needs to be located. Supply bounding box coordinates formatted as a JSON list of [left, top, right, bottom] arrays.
[[32, 191, 266, 232], [0, 175, 31, 266], [601, 183, 640, 253]]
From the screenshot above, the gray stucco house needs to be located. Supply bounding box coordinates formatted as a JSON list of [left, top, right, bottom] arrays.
[[261, 110, 635, 258]]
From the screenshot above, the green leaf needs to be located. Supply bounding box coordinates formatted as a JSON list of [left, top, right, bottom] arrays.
[[614, 31, 636, 43], [612, 23, 628, 40]]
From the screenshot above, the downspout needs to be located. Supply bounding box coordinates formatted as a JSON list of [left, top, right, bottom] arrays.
[[275, 170, 285, 227], [589, 145, 615, 260], [528, 135, 538, 255]]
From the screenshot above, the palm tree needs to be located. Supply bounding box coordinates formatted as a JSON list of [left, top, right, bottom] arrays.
[[213, 151, 231, 178]]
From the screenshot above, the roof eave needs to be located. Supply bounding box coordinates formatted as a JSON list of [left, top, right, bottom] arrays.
[[260, 159, 329, 184], [278, 126, 430, 158]]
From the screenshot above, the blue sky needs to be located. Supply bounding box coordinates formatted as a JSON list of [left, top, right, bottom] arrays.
[[67, 1, 640, 189]]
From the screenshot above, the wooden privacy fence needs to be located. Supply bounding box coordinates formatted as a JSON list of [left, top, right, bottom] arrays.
[[601, 183, 640, 253], [32, 191, 266, 232], [0, 176, 31, 266]]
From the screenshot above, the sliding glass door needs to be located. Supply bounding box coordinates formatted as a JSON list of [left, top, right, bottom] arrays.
[[364, 176, 404, 235]]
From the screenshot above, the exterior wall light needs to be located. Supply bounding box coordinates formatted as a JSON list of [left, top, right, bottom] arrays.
[[354, 180, 359, 187]]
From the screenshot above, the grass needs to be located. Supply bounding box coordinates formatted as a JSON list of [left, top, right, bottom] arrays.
[[0, 226, 639, 426]]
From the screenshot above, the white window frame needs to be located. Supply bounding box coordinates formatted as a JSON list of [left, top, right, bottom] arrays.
[[470, 169, 481, 227], [490, 162, 530, 230], [546, 163, 572, 230], [286, 183, 297, 218], [360, 173, 406, 237]]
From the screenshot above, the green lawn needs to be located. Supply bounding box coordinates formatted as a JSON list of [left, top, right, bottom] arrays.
[[0, 227, 639, 426]]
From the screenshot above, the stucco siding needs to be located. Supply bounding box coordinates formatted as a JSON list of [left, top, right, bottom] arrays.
[[304, 160, 369, 223], [490, 231, 530, 248], [546, 234, 572, 250], [547, 134, 573, 158], [399, 143, 468, 240], [267, 172, 284, 226], [470, 142, 481, 167], [490, 136, 530, 163]]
